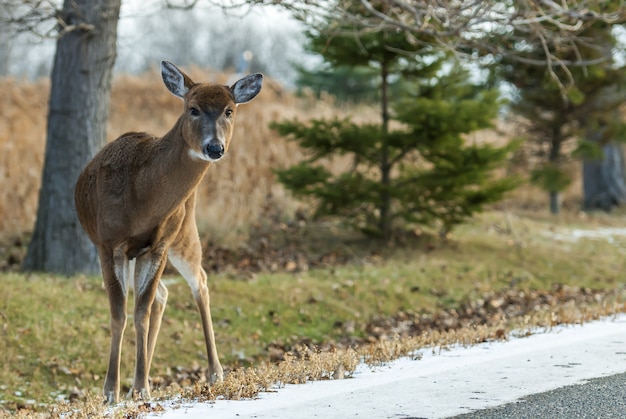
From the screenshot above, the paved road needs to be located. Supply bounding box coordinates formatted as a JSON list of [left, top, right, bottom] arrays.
[[452, 372, 626, 419], [153, 315, 626, 419]]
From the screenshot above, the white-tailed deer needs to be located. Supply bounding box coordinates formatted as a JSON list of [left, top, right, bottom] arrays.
[[74, 61, 263, 403]]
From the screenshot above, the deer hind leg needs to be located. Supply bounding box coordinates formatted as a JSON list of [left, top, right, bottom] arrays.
[[100, 247, 130, 404], [168, 242, 224, 384], [129, 247, 168, 400]]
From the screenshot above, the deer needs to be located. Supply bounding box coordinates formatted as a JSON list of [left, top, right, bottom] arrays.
[[74, 61, 263, 404]]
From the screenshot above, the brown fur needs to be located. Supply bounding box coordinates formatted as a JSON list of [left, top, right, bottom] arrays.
[[74, 61, 262, 403]]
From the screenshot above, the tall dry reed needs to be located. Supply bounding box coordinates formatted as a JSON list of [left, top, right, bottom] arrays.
[[0, 68, 583, 243], [0, 78, 48, 238], [0, 68, 357, 243]]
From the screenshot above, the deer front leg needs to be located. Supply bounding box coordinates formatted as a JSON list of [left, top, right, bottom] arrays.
[[169, 248, 224, 384], [100, 247, 129, 404], [129, 249, 167, 400], [195, 274, 224, 384], [146, 280, 168, 375]]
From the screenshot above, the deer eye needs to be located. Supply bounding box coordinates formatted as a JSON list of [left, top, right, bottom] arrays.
[[224, 108, 233, 118], [189, 107, 200, 116]]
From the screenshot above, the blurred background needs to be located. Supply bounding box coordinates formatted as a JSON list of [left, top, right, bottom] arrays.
[[2, 2, 626, 413]]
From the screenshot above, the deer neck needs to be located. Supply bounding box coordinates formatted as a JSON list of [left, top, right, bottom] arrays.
[[154, 121, 211, 201]]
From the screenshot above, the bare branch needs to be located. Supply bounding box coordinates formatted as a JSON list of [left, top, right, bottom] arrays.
[[0, 0, 105, 40], [293, 0, 626, 91], [165, 0, 200, 10], [0, 0, 58, 39], [325, 1, 625, 54], [56, 18, 96, 37]]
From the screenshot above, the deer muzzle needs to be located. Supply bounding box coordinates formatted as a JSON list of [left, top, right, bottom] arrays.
[[204, 139, 224, 160]]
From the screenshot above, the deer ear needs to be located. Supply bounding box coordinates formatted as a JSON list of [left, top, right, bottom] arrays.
[[161, 61, 194, 99], [231, 73, 263, 104]]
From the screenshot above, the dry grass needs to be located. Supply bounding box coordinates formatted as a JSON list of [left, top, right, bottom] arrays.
[[0, 78, 48, 238], [0, 69, 372, 244], [0, 69, 618, 418], [3, 209, 626, 417], [3, 299, 624, 419], [0, 68, 587, 246]]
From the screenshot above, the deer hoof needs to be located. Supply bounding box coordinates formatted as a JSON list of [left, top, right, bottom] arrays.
[[209, 367, 224, 384], [103, 390, 118, 405], [127, 387, 151, 401]]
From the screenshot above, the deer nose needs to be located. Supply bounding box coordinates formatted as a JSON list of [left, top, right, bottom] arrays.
[[204, 140, 224, 160]]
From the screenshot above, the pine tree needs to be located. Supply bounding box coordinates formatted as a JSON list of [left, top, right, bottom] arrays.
[[496, 17, 626, 213], [392, 66, 519, 235], [295, 64, 380, 104], [272, 3, 518, 240]]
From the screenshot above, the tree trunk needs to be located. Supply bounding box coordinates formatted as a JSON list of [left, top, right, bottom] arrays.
[[548, 131, 562, 214], [379, 58, 392, 241], [23, 0, 121, 275], [0, 6, 12, 76], [583, 142, 626, 211], [549, 191, 560, 215]]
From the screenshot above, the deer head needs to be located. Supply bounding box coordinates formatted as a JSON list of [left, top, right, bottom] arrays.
[[161, 60, 263, 162]]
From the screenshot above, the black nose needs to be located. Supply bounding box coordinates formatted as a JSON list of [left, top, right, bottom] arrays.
[[204, 140, 224, 160]]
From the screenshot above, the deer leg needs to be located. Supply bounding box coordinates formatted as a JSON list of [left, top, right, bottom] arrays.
[[169, 247, 224, 384], [146, 280, 168, 375], [129, 249, 167, 400], [100, 247, 129, 404]]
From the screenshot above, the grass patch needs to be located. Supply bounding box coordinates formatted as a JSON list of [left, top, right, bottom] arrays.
[[1, 210, 626, 416]]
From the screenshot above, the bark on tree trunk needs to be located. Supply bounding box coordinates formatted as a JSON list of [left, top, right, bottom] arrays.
[[549, 191, 560, 215], [23, 0, 121, 275], [379, 58, 392, 241], [548, 130, 562, 215], [0, 29, 10, 76], [583, 142, 626, 211]]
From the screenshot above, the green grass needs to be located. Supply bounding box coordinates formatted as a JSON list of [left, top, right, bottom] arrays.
[[2, 210, 626, 412]]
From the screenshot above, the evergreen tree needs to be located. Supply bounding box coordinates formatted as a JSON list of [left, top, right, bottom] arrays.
[[496, 17, 626, 213], [392, 66, 519, 235], [272, 4, 518, 240], [295, 64, 380, 104]]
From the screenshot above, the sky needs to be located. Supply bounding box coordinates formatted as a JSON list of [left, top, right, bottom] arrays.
[[4, 2, 625, 86], [4, 1, 308, 86], [115, 1, 307, 83]]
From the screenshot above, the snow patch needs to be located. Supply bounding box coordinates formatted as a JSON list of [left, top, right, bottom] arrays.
[[150, 315, 626, 419], [546, 227, 626, 244]]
